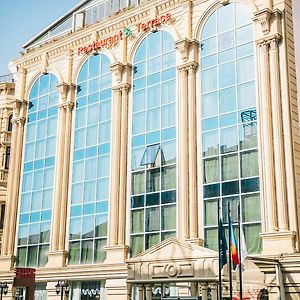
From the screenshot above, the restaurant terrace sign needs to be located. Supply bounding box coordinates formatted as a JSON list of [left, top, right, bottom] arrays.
[[77, 13, 173, 55]]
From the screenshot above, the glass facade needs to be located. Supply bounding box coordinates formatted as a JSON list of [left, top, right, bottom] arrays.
[[130, 30, 177, 257], [68, 54, 112, 265], [200, 3, 262, 253], [17, 74, 59, 267]]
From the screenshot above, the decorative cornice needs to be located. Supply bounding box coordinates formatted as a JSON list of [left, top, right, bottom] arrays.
[[13, 0, 181, 70]]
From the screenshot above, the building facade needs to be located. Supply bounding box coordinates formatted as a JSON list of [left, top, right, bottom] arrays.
[[0, 76, 14, 255], [0, 0, 300, 299]]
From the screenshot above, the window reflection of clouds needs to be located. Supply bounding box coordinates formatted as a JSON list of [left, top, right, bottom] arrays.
[[130, 30, 177, 257], [69, 54, 112, 265], [17, 73, 59, 267], [201, 3, 262, 254]]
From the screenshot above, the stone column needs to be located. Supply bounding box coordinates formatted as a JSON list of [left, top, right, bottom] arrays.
[[145, 284, 153, 300], [107, 86, 122, 246], [177, 65, 189, 240], [210, 283, 218, 300], [58, 85, 76, 252], [0, 98, 26, 271], [118, 84, 131, 245], [188, 63, 198, 241], [200, 283, 208, 300], [258, 41, 278, 233], [190, 282, 198, 297], [7, 115, 26, 255], [137, 285, 144, 300], [269, 37, 289, 231], [47, 83, 68, 267], [105, 63, 130, 263], [1, 115, 19, 256]]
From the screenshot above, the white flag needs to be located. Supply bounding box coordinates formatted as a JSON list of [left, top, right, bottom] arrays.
[[240, 226, 248, 272]]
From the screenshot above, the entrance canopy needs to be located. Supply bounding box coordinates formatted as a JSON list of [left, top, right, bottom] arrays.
[[126, 237, 219, 284]]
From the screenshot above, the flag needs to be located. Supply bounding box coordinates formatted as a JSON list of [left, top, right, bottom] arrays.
[[229, 217, 240, 266], [219, 218, 228, 269], [240, 225, 248, 271]]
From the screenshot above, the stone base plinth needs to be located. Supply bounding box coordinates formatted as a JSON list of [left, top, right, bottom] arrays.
[[104, 245, 129, 263], [0, 255, 15, 271], [46, 251, 68, 268], [186, 238, 204, 246], [261, 231, 296, 255]]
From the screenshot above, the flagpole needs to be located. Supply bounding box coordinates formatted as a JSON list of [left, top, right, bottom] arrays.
[[228, 201, 233, 300], [218, 198, 222, 300], [238, 204, 243, 300]]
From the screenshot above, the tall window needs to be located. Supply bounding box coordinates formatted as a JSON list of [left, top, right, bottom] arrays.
[[130, 30, 177, 257], [200, 3, 262, 254], [8, 114, 13, 131], [69, 54, 112, 265], [17, 74, 59, 267]]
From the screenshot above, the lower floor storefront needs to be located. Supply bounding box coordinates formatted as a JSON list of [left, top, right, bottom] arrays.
[[1, 238, 300, 300]]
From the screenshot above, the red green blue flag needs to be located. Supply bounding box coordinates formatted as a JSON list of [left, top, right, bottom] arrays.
[[229, 218, 240, 266]]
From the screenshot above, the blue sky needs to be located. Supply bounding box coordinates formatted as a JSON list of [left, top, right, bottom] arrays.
[[0, 0, 80, 75]]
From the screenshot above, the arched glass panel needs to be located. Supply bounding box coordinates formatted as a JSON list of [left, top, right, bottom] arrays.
[[130, 30, 177, 257], [17, 73, 59, 267], [200, 3, 261, 254], [69, 54, 112, 265]]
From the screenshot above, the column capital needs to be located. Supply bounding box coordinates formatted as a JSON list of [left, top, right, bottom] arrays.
[[177, 61, 198, 72], [257, 34, 282, 48], [112, 83, 131, 93], [57, 100, 75, 111]]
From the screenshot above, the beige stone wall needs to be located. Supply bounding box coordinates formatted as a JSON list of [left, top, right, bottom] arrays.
[[0, 0, 300, 298]]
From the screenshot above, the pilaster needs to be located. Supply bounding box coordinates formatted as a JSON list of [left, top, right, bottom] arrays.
[[107, 85, 122, 248], [106, 63, 131, 263], [1, 96, 26, 267], [118, 83, 131, 246], [187, 62, 198, 241], [269, 36, 289, 231], [47, 82, 75, 268], [49, 84, 67, 255], [257, 40, 278, 234], [177, 64, 189, 240]]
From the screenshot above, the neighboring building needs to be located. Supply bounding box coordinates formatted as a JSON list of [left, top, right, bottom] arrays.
[[0, 75, 14, 255], [0, 0, 299, 299]]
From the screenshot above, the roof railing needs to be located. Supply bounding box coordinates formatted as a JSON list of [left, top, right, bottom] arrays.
[[0, 74, 14, 83]]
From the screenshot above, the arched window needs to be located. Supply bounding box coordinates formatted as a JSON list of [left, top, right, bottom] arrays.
[[17, 73, 59, 267], [200, 3, 261, 253], [69, 54, 112, 265], [7, 114, 13, 131], [130, 30, 177, 257]]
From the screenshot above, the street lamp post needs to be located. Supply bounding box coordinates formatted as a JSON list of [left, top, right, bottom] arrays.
[[55, 281, 69, 300], [0, 282, 8, 300]]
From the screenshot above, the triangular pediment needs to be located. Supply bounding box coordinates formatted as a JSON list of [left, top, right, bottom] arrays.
[[128, 237, 218, 263], [127, 238, 219, 282]]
